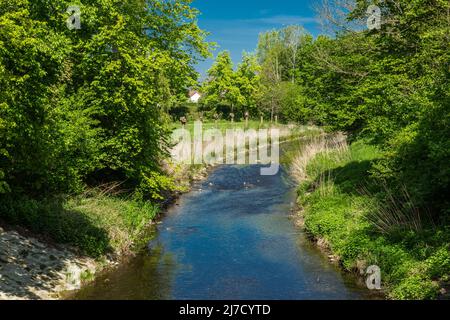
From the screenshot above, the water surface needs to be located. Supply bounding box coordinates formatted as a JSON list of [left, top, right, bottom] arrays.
[[73, 161, 377, 300]]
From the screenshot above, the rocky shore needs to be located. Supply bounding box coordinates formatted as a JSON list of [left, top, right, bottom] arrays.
[[0, 225, 97, 300]]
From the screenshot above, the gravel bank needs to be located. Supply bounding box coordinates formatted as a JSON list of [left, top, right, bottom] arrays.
[[0, 226, 97, 300]]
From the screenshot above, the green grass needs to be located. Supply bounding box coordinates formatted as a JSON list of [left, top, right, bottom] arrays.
[[297, 140, 450, 300], [171, 120, 288, 135], [0, 193, 159, 258]]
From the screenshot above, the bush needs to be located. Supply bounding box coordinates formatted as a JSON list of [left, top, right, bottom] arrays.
[[391, 275, 439, 300]]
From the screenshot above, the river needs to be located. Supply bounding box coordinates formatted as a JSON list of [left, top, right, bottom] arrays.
[[72, 147, 379, 299]]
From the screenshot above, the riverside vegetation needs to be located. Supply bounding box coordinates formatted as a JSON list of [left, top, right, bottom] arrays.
[[245, 1, 447, 300], [0, 0, 449, 300], [292, 136, 449, 300]]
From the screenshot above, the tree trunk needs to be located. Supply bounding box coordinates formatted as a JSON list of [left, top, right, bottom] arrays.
[[271, 97, 274, 123]]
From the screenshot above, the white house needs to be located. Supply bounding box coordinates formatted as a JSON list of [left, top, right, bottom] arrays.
[[189, 90, 202, 103]]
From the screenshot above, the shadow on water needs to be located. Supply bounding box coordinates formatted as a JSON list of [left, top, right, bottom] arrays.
[[72, 144, 381, 300]]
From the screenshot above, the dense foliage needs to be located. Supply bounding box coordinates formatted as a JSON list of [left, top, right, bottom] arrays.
[[201, 51, 261, 119], [0, 0, 209, 198]]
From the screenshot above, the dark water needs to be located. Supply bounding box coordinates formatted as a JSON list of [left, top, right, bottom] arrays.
[[73, 163, 378, 300]]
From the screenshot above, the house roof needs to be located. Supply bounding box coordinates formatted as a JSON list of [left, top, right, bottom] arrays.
[[188, 90, 201, 97]]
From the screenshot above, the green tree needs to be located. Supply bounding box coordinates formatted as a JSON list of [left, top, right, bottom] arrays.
[[280, 25, 306, 83], [256, 26, 314, 123], [0, 0, 210, 198], [257, 30, 284, 122], [234, 53, 261, 117], [202, 51, 243, 116]]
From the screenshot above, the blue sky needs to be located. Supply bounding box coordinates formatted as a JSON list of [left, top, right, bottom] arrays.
[[192, 0, 322, 78]]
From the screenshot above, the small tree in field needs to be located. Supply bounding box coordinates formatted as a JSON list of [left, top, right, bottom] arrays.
[[202, 51, 244, 117]]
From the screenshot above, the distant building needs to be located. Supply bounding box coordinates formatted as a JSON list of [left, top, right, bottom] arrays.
[[188, 90, 202, 103]]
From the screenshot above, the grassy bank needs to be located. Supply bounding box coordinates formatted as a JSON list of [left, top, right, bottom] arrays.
[[293, 137, 450, 300], [0, 192, 158, 258], [172, 120, 273, 133], [0, 156, 208, 299]]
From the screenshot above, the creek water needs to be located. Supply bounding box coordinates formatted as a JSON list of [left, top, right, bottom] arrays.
[[72, 150, 379, 300]]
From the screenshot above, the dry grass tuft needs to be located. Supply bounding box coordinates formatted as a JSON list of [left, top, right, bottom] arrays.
[[360, 184, 432, 235], [290, 132, 348, 183]]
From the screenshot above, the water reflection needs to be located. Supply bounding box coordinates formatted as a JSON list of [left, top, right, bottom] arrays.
[[73, 245, 176, 300]]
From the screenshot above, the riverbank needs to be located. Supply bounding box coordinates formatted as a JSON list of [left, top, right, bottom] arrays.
[[0, 161, 209, 300], [292, 136, 450, 300], [0, 224, 98, 299]]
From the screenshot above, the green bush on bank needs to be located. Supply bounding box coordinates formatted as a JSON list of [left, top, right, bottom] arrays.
[[0, 194, 158, 257], [298, 141, 450, 300]]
